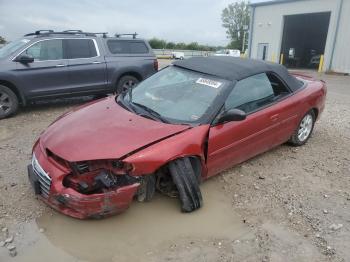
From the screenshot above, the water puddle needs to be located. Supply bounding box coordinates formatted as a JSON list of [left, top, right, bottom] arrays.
[[8, 179, 250, 262]]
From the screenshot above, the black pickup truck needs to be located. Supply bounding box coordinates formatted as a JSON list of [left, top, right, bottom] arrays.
[[0, 30, 158, 119]]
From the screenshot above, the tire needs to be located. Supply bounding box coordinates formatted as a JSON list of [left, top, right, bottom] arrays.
[[289, 110, 315, 146], [0, 85, 19, 119], [116, 75, 139, 94], [168, 157, 203, 212]]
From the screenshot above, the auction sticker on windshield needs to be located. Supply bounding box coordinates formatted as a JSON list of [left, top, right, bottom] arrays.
[[196, 78, 222, 89]]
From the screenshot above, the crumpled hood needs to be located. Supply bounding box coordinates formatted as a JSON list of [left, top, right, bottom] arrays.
[[40, 96, 190, 162]]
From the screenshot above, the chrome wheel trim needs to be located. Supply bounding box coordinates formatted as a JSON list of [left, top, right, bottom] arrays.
[[298, 114, 313, 142], [0, 91, 12, 116]]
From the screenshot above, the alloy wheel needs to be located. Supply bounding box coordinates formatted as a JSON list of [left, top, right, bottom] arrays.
[[298, 114, 313, 142], [0, 91, 13, 117]]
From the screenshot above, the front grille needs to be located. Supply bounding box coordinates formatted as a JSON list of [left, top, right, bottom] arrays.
[[32, 154, 52, 198]]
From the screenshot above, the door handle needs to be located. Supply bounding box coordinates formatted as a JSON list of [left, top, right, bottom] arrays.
[[92, 61, 101, 64], [270, 114, 279, 122], [56, 64, 66, 67]]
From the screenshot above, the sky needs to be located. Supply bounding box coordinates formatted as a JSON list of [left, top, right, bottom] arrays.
[[0, 0, 269, 46]]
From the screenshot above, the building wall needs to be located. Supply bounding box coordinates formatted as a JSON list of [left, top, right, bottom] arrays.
[[249, 0, 341, 71], [330, 0, 350, 73]]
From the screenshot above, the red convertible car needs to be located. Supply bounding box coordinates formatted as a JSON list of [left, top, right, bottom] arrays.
[[28, 57, 326, 219]]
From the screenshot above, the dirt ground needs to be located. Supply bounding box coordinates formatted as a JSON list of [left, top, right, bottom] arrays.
[[0, 65, 349, 261]]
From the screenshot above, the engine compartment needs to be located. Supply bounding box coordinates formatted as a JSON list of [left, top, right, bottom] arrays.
[[62, 159, 138, 195]]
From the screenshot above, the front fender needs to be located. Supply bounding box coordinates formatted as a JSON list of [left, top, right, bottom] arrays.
[[124, 125, 210, 176]]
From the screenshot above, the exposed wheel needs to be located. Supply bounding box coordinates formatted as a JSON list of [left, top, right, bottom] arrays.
[[0, 85, 19, 119], [168, 157, 203, 212], [116, 75, 139, 94], [289, 110, 315, 146]]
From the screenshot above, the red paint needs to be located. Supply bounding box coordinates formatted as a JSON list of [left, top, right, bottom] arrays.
[[31, 77, 326, 219], [40, 96, 189, 162]]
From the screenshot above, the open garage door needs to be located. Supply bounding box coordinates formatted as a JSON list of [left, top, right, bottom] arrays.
[[281, 12, 330, 69]]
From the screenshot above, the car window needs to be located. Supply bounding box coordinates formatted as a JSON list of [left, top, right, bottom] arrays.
[[65, 39, 97, 59], [0, 38, 30, 59], [24, 39, 63, 61], [127, 66, 229, 123], [107, 40, 148, 54], [225, 73, 275, 113], [129, 42, 148, 53]]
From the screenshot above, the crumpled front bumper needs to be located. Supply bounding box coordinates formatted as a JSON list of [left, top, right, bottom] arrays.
[[28, 145, 140, 219]]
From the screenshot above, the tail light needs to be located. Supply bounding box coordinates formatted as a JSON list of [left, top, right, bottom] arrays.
[[153, 59, 159, 71]]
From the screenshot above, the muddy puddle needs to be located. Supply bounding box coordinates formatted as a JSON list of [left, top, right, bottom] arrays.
[[5, 179, 250, 262]]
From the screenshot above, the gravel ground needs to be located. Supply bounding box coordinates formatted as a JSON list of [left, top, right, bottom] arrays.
[[0, 70, 349, 261]]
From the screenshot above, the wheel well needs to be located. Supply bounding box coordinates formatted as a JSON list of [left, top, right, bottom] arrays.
[[311, 108, 319, 120], [116, 72, 143, 85], [0, 80, 24, 105], [152, 155, 203, 198]]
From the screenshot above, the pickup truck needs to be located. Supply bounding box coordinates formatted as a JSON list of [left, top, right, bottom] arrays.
[[0, 30, 158, 119]]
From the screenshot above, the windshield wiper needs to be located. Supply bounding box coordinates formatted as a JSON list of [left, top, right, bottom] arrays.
[[116, 93, 135, 113], [131, 102, 169, 123]]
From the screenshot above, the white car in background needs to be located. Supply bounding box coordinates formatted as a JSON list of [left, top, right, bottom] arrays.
[[214, 49, 241, 57], [172, 51, 185, 60]]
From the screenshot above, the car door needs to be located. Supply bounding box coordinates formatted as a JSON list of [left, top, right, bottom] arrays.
[[65, 38, 107, 94], [206, 73, 293, 177], [14, 39, 69, 98]]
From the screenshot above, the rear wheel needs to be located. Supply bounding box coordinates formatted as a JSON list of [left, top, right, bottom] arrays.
[[116, 75, 139, 94], [289, 110, 315, 146], [0, 85, 19, 119], [168, 157, 203, 212]]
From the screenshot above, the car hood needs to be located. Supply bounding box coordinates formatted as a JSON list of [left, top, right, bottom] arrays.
[[40, 96, 190, 162]]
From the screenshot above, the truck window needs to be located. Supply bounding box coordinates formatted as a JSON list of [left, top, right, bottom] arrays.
[[24, 39, 63, 61], [107, 40, 148, 54], [65, 39, 97, 59]]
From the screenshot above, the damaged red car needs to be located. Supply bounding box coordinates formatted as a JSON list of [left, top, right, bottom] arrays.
[[28, 57, 326, 219]]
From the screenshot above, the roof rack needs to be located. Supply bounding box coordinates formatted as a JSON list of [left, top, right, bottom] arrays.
[[24, 30, 109, 38], [115, 32, 138, 39]]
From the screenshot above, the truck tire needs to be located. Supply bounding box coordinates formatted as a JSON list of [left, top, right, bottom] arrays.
[[117, 75, 139, 94], [288, 110, 315, 146], [0, 85, 19, 119], [168, 157, 203, 212]]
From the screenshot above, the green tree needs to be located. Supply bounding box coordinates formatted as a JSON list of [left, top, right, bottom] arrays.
[[186, 42, 199, 50], [0, 36, 6, 45], [148, 38, 167, 49], [175, 42, 187, 50], [166, 42, 176, 49], [222, 1, 250, 51]]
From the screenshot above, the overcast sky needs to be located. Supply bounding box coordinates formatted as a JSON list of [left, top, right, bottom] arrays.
[[0, 0, 268, 46]]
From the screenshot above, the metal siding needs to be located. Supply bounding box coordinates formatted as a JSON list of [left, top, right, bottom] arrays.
[[250, 0, 339, 70], [331, 0, 350, 74]]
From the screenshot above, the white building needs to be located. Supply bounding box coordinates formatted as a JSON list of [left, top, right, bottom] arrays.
[[248, 0, 350, 73]]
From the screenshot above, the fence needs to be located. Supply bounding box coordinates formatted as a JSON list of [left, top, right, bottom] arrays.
[[153, 49, 216, 58]]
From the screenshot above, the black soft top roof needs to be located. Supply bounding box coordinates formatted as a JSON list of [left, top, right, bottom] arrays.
[[173, 56, 303, 92]]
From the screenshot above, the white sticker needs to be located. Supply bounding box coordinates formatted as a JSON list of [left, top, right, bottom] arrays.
[[196, 78, 222, 88]]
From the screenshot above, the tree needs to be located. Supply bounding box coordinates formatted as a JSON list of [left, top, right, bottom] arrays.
[[148, 38, 167, 49], [221, 1, 250, 51], [175, 42, 187, 50], [0, 36, 6, 45], [186, 42, 200, 50], [166, 42, 176, 49]]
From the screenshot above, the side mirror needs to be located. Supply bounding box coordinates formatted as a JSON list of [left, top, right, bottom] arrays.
[[217, 109, 246, 124], [15, 55, 34, 64]]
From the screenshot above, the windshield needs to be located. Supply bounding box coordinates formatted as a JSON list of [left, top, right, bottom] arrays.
[[0, 38, 31, 59], [122, 66, 230, 124]]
